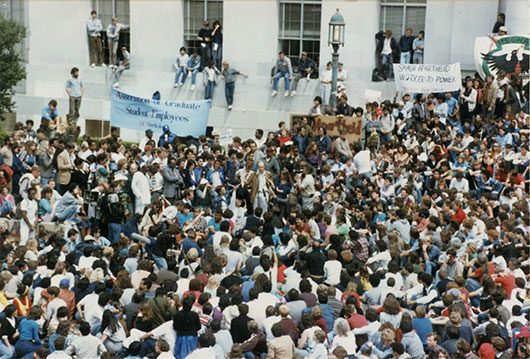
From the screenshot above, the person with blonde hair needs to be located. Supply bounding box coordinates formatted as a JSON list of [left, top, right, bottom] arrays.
[[331, 318, 356, 356]]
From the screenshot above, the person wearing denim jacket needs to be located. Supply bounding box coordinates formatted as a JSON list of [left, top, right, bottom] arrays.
[[186, 49, 202, 90]]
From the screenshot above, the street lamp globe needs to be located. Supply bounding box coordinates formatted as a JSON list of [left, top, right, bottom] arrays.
[[328, 9, 345, 47]]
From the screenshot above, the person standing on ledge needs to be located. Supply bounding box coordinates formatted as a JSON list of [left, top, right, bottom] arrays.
[[86, 10, 105, 68], [221, 61, 248, 110], [399, 27, 415, 64], [106, 16, 128, 69], [66, 67, 84, 127]]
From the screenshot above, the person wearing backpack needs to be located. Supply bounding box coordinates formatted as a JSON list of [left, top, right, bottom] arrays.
[[147, 288, 176, 327], [19, 187, 39, 246]]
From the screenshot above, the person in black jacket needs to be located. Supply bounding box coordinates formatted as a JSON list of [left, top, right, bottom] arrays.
[[375, 30, 399, 80], [0, 304, 18, 347], [69, 157, 89, 192], [399, 27, 415, 64], [151, 230, 179, 271], [230, 303, 253, 344], [173, 294, 201, 359]]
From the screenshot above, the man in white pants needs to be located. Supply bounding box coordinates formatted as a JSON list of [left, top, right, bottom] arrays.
[[20, 187, 39, 246], [131, 163, 151, 214]]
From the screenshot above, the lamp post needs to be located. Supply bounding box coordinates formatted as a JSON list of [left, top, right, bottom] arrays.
[[328, 9, 345, 109]]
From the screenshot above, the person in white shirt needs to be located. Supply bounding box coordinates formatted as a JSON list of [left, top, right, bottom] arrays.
[[131, 163, 151, 214], [366, 240, 392, 272], [337, 62, 347, 95], [185, 333, 217, 359], [66, 322, 106, 359], [253, 129, 266, 149], [324, 250, 342, 286], [320, 62, 332, 106], [139, 129, 154, 151], [449, 172, 469, 193], [19, 187, 38, 246], [330, 318, 356, 356], [85, 292, 111, 335], [45, 286, 67, 322], [174, 47, 190, 87]]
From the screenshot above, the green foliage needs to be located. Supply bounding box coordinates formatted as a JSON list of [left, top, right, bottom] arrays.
[[0, 14, 27, 120]]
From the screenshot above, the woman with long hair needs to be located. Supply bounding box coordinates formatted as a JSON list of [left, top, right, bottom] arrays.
[[274, 169, 292, 218], [380, 294, 403, 329], [14, 306, 43, 358], [135, 302, 155, 333], [173, 295, 201, 359], [100, 309, 127, 353], [19, 141, 37, 172], [305, 142, 321, 170]]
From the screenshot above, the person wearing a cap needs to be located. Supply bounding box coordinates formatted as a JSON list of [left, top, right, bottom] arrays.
[[498, 25, 508, 36], [58, 279, 75, 320], [139, 129, 154, 151], [158, 125, 176, 147]]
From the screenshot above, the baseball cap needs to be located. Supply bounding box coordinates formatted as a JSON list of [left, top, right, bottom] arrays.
[[59, 279, 70, 288], [84, 235, 95, 242]]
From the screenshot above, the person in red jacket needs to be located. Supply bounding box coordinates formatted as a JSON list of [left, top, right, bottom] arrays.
[[451, 200, 467, 224], [345, 304, 367, 329], [492, 268, 516, 297]]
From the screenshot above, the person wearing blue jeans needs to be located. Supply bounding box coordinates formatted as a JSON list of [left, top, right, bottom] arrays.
[[382, 54, 393, 79], [221, 61, 248, 110], [15, 308, 43, 358], [112, 47, 130, 88], [398, 27, 414, 64], [0, 340, 12, 359], [422, 237, 441, 276], [0, 199, 14, 218], [204, 63, 216, 100], [376, 30, 398, 80], [174, 47, 189, 87], [186, 50, 201, 90], [152, 254, 168, 270], [108, 222, 121, 243], [271, 51, 293, 96]]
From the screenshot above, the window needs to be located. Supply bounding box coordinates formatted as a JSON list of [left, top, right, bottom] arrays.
[[279, 0, 321, 67], [92, 0, 130, 62], [184, 0, 223, 50], [380, 0, 426, 37]]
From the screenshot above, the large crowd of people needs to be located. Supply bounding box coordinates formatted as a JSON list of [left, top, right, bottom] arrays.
[[0, 8, 528, 359]]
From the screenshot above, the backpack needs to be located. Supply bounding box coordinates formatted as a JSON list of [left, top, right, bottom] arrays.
[[367, 128, 380, 150], [372, 68, 385, 82]]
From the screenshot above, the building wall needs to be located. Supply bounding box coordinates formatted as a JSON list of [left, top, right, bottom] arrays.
[[12, 0, 529, 141], [425, 0, 499, 70], [500, 0, 530, 35]]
